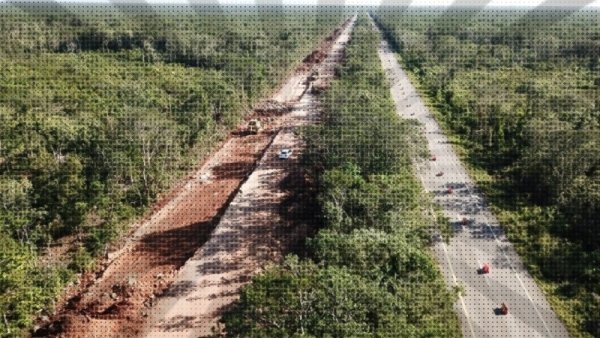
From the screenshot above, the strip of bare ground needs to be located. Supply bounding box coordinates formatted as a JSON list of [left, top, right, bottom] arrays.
[[33, 17, 355, 338], [138, 17, 356, 338]]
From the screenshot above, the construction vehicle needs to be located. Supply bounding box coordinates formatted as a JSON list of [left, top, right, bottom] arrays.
[[247, 119, 263, 134], [278, 148, 293, 159]]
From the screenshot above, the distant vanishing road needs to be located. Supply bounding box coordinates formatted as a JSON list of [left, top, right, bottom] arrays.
[[371, 15, 570, 338]]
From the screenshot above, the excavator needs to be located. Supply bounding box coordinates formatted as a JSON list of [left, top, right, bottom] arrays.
[[247, 119, 263, 134]]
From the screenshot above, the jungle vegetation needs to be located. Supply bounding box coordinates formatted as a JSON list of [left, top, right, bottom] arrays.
[[0, 4, 346, 335]]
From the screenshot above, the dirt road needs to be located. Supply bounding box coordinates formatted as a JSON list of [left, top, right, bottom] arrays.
[[37, 17, 354, 338], [372, 16, 570, 338], [140, 17, 356, 338]]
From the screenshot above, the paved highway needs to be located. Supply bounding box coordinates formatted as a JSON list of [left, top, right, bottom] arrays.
[[371, 16, 570, 338]]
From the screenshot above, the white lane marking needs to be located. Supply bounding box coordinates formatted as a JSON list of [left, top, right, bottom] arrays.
[[438, 212, 477, 338], [415, 167, 476, 338], [516, 272, 554, 338]]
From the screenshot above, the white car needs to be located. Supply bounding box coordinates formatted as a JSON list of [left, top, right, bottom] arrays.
[[278, 148, 293, 159]]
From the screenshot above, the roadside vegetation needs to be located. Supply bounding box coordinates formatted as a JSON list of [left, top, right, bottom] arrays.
[[0, 4, 346, 335], [221, 15, 461, 337], [373, 8, 600, 337]]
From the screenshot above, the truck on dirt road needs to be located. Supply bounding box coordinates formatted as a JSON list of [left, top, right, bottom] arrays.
[[247, 119, 263, 134]]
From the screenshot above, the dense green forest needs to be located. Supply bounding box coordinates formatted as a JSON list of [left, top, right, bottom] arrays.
[[373, 8, 599, 337], [0, 4, 346, 335], [221, 16, 461, 337]]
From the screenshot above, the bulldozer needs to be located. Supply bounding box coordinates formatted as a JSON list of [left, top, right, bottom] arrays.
[[247, 119, 263, 134]]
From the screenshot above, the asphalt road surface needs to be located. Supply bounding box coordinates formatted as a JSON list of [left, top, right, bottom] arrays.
[[371, 16, 570, 338]]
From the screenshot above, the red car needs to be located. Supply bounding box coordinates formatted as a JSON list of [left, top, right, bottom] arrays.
[[500, 303, 509, 315], [481, 263, 490, 274]]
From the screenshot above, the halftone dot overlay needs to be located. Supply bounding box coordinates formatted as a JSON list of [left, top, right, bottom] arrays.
[[0, 1, 597, 337]]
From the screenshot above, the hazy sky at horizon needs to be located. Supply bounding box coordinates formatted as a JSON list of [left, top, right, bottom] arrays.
[[2, 0, 600, 8]]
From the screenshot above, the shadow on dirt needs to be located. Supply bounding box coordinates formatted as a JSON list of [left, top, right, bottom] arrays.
[[210, 161, 255, 180], [136, 218, 219, 268], [279, 167, 320, 258], [157, 315, 198, 332], [195, 260, 246, 275], [161, 280, 196, 298]]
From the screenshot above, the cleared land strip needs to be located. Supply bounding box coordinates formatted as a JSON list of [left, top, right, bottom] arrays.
[[371, 16, 570, 338], [38, 17, 354, 338], [140, 17, 356, 338]]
